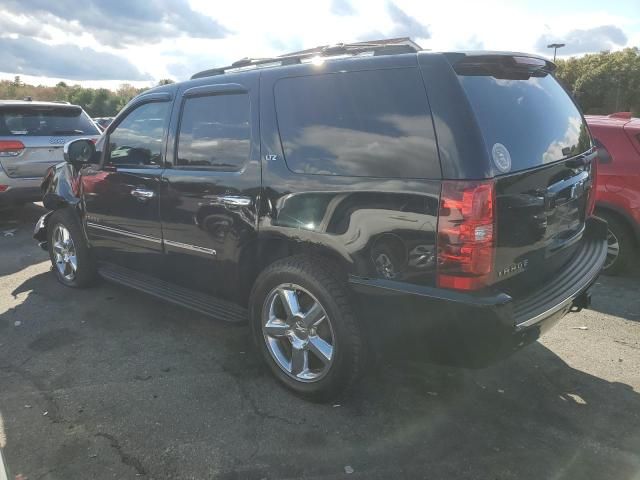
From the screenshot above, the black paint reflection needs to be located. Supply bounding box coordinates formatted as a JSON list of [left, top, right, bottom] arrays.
[[269, 190, 439, 282], [274, 68, 440, 179]]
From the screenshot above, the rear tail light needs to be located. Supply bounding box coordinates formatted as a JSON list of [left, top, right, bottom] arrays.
[[0, 140, 25, 157], [437, 180, 496, 291], [0, 185, 8, 192], [587, 156, 598, 216]]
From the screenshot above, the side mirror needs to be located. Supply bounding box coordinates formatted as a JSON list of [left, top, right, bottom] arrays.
[[63, 138, 96, 165]]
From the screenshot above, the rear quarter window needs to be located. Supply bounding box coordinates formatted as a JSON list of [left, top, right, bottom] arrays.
[[274, 68, 440, 178]]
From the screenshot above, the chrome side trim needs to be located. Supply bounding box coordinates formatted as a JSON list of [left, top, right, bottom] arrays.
[[86, 222, 162, 244], [217, 195, 252, 207], [86, 222, 217, 255], [164, 239, 217, 256]]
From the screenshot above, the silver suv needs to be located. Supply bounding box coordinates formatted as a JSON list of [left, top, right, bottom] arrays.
[[0, 100, 101, 208]]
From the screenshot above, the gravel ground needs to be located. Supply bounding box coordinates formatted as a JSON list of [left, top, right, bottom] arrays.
[[1, 203, 639, 480]]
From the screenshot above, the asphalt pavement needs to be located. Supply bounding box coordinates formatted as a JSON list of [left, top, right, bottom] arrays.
[[1, 203, 639, 479]]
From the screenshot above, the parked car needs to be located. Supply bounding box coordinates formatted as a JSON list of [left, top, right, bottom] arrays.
[[0, 100, 101, 208], [34, 45, 607, 400], [585, 112, 640, 274]]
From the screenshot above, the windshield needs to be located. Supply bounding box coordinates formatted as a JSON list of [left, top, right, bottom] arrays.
[[457, 72, 591, 172], [0, 106, 100, 136]]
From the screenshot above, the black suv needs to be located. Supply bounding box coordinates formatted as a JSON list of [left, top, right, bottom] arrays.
[[34, 44, 607, 400]]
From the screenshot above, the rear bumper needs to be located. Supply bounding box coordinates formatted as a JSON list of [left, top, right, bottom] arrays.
[[350, 216, 608, 366], [0, 170, 42, 206]]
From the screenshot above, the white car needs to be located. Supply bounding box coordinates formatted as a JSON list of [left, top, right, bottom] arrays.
[[0, 100, 101, 208]]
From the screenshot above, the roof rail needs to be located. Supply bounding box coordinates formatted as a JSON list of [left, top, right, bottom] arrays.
[[191, 41, 420, 80], [51, 100, 71, 105]]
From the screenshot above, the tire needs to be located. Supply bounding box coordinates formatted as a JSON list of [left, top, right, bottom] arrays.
[[249, 255, 366, 401], [599, 211, 637, 276], [47, 209, 96, 287]]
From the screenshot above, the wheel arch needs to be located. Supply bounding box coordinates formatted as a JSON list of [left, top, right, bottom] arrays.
[[237, 236, 354, 305], [595, 202, 640, 247]]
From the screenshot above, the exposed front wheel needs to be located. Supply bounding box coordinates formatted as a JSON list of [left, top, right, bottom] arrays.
[[47, 209, 96, 287], [250, 256, 366, 401]]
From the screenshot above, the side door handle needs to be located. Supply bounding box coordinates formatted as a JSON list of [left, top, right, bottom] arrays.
[[131, 188, 155, 201], [217, 195, 252, 207]]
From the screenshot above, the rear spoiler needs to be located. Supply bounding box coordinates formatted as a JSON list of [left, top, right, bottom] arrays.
[[444, 52, 556, 79]]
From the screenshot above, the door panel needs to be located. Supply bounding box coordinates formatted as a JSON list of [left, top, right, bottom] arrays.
[[84, 167, 164, 273], [84, 96, 173, 276], [161, 78, 260, 302]]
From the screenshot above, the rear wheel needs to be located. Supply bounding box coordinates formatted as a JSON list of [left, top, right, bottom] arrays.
[[47, 209, 96, 287], [250, 256, 366, 401], [599, 211, 637, 275]]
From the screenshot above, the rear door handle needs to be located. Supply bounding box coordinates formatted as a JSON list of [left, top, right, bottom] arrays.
[[131, 188, 155, 200], [217, 195, 252, 207]]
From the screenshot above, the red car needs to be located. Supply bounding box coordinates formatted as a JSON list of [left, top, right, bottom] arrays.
[[586, 112, 640, 274]]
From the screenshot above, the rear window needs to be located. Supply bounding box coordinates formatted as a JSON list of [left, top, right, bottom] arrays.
[[457, 69, 591, 172], [275, 68, 440, 178], [0, 106, 99, 136]]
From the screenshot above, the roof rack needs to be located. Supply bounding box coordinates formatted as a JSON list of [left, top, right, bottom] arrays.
[[191, 41, 420, 80]]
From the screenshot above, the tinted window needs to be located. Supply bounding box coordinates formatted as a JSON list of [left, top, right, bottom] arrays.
[[457, 73, 591, 172], [108, 101, 170, 168], [0, 106, 99, 136], [177, 94, 250, 170], [275, 68, 439, 178]]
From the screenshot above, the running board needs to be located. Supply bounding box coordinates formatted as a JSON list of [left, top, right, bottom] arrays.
[[97, 263, 247, 323]]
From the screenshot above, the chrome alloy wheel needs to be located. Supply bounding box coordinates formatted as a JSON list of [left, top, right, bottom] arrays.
[[604, 228, 621, 270], [52, 224, 78, 281], [262, 284, 335, 382]]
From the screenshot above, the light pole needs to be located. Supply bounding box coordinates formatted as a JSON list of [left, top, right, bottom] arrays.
[[547, 43, 565, 62]]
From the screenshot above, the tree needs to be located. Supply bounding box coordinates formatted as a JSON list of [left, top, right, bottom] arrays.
[[157, 78, 175, 86], [555, 48, 640, 115], [0, 79, 148, 117]]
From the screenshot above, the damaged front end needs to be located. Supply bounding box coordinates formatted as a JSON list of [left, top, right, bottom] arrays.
[[33, 162, 83, 250]]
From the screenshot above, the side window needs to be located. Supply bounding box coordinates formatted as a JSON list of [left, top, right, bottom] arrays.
[[107, 101, 170, 168], [274, 68, 440, 178], [176, 94, 251, 170]]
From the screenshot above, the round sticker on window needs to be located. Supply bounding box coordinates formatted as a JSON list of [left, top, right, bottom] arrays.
[[492, 143, 512, 173]]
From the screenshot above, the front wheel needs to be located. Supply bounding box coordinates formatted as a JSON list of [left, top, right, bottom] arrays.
[[250, 256, 366, 401], [47, 209, 96, 287]]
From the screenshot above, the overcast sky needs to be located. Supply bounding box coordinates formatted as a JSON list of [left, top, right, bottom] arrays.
[[0, 0, 638, 89]]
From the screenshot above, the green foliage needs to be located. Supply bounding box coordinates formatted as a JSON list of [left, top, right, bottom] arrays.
[[0, 80, 148, 117], [555, 48, 640, 116]]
